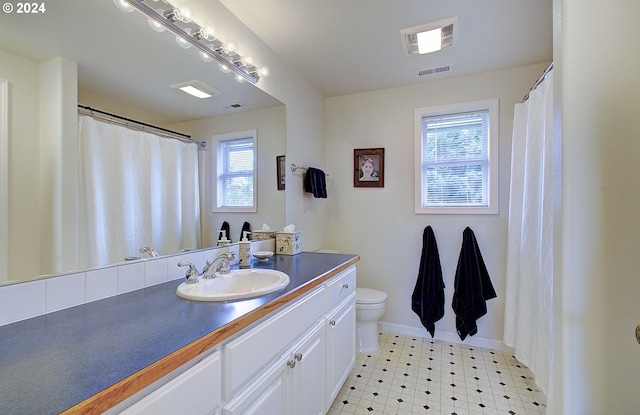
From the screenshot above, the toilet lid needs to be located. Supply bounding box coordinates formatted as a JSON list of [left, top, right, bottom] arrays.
[[356, 288, 388, 304]]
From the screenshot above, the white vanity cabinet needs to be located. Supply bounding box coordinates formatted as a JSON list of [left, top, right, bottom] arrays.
[[222, 265, 356, 415], [116, 350, 221, 415], [325, 266, 357, 407], [111, 265, 357, 415]]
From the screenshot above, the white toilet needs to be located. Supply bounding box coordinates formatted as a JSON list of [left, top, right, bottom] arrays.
[[355, 287, 388, 353]]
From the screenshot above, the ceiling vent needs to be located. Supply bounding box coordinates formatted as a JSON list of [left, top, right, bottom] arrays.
[[222, 103, 246, 110], [416, 65, 453, 78]]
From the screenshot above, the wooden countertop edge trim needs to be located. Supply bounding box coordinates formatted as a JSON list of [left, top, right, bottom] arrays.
[[61, 255, 360, 415]]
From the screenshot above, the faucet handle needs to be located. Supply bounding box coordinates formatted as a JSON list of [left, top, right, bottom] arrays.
[[178, 261, 199, 284]]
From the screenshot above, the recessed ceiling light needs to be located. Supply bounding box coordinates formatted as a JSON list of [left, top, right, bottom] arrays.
[[401, 16, 458, 55], [170, 80, 220, 99]]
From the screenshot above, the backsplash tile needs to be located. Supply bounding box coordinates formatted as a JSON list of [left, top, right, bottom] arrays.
[[117, 261, 145, 294], [86, 267, 118, 302], [0, 244, 260, 326], [143, 257, 168, 287], [0, 279, 45, 325], [45, 273, 85, 313]]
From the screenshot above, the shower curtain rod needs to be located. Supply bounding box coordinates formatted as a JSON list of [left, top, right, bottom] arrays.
[[522, 61, 553, 102], [77, 105, 206, 147]]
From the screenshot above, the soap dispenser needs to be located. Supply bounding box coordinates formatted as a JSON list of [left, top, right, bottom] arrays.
[[218, 230, 230, 247], [239, 231, 251, 267]]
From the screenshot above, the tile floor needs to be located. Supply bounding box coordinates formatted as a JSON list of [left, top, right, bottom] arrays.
[[328, 331, 546, 415]]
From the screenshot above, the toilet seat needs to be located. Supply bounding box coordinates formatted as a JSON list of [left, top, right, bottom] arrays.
[[356, 288, 387, 305]]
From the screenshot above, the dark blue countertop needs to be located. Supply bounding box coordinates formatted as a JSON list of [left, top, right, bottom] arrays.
[[0, 252, 358, 415]]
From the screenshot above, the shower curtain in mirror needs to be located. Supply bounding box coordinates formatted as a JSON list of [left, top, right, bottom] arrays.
[[77, 116, 200, 269], [503, 70, 553, 396]]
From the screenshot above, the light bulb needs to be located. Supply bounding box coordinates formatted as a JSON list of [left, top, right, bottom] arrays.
[[258, 65, 270, 77], [204, 26, 217, 41], [235, 74, 247, 83], [218, 63, 231, 73], [200, 45, 214, 62], [148, 15, 166, 32], [176, 34, 191, 49], [241, 55, 254, 67], [113, 0, 135, 12], [222, 40, 237, 56]]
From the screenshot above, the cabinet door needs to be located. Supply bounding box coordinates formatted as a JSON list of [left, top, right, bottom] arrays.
[[118, 351, 221, 415], [293, 321, 325, 415], [222, 353, 291, 415], [325, 295, 356, 408]]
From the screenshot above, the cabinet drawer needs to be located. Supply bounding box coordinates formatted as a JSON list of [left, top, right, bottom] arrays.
[[223, 286, 325, 396], [118, 351, 221, 415], [326, 266, 356, 311]]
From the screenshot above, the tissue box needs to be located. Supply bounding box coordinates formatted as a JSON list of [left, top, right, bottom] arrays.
[[253, 231, 274, 240], [276, 232, 302, 255]]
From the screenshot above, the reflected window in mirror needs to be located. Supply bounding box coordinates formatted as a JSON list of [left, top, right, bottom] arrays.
[[214, 130, 257, 212]]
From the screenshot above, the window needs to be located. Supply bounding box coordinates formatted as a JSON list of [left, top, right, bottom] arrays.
[[214, 130, 257, 212], [415, 98, 498, 214]]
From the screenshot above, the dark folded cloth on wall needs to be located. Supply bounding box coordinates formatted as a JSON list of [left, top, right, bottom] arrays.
[[452, 227, 497, 341], [411, 226, 445, 337], [239, 221, 252, 241], [304, 167, 327, 198]]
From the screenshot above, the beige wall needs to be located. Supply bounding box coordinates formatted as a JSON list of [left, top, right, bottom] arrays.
[[324, 63, 549, 347], [552, 0, 640, 413]]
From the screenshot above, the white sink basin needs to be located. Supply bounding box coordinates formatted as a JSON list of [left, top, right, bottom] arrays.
[[176, 269, 290, 302]]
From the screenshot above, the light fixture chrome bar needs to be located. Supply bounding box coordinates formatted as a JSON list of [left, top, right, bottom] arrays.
[[125, 0, 260, 84]]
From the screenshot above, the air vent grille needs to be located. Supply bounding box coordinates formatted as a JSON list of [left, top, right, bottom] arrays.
[[222, 103, 246, 110], [416, 65, 453, 78]]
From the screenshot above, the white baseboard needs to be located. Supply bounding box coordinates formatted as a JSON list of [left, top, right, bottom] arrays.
[[378, 322, 513, 353]]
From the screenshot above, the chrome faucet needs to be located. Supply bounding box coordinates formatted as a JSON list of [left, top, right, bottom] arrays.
[[178, 261, 200, 284], [139, 247, 159, 257], [202, 252, 235, 279]]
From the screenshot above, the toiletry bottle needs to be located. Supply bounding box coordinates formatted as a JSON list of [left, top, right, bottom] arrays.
[[239, 231, 251, 267], [218, 230, 230, 247]]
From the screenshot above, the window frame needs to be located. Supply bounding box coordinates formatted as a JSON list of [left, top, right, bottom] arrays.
[[213, 129, 258, 213], [414, 98, 499, 214]]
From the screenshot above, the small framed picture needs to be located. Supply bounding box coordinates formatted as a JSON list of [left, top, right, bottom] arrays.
[[276, 155, 286, 190], [354, 148, 384, 188]]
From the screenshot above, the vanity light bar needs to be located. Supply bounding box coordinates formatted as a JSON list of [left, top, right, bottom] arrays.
[[121, 0, 261, 84]]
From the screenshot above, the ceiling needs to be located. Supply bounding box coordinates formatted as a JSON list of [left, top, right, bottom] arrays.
[[0, 0, 282, 124], [0, 0, 552, 123], [220, 0, 553, 97]]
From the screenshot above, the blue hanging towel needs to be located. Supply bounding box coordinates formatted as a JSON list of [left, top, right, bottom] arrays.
[[411, 226, 445, 337], [452, 227, 497, 341]]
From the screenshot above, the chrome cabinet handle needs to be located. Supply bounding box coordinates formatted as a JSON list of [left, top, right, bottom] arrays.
[[287, 359, 296, 369], [295, 353, 303, 361], [343, 283, 349, 289], [330, 320, 337, 327]]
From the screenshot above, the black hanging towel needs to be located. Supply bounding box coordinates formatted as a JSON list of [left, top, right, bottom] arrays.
[[239, 221, 252, 241], [303, 167, 327, 198], [452, 227, 497, 341], [411, 226, 445, 337]]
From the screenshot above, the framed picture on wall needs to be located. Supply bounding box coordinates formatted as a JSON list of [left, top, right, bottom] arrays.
[[354, 148, 384, 188], [276, 155, 286, 190]]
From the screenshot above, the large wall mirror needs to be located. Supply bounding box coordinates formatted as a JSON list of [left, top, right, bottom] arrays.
[[0, 0, 285, 284]]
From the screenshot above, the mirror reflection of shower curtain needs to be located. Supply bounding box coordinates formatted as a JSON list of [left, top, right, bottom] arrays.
[[503, 70, 553, 397], [77, 116, 201, 269]]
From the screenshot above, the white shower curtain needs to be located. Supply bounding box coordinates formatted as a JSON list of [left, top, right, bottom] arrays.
[[503, 70, 553, 396], [77, 116, 201, 268]]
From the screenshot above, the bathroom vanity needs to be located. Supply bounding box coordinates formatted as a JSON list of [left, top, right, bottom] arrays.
[[0, 252, 359, 415]]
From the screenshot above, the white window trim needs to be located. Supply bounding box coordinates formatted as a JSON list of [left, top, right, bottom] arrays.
[[212, 129, 257, 213], [414, 98, 499, 215]]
